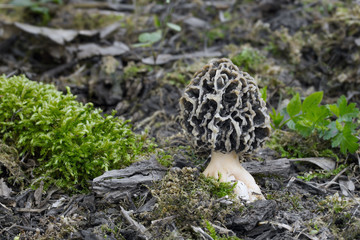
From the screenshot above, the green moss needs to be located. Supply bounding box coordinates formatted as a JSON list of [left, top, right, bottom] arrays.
[[230, 46, 265, 73], [149, 167, 242, 238], [206, 28, 225, 45], [123, 62, 152, 79], [9, 0, 62, 25], [202, 173, 237, 198], [204, 220, 241, 240], [156, 150, 173, 167], [267, 129, 339, 160], [73, 12, 123, 30], [165, 72, 189, 86], [0, 75, 153, 192], [297, 164, 347, 182], [265, 28, 303, 64], [316, 193, 359, 239]]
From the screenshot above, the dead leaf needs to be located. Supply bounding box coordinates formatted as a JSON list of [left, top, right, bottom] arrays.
[[0, 178, 12, 197], [354, 38, 360, 46], [290, 157, 336, 171], [100, 22, 122, 39], [14, 22, 78, 45], [142, 50, 222, 65], [339, 179, 355, 196], [183, 17, 211, 29], [142, 54, 174, 65], [13, 22, 99, 45], [67, 41, 129, 59]]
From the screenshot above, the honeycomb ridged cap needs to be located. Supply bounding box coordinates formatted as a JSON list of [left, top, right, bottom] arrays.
[[179, 58, 271, 153]]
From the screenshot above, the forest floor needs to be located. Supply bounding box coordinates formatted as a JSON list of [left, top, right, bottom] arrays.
[[0, 0, 360, 239]]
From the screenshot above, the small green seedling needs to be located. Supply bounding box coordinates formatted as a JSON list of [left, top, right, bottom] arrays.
[[270, 92, 359, 155], [132, 3, 181, 48], [10, 0, 63, 25], [259, 86, 267, 102], [134, 30, 163, 48], [270, 108, 285, 129]]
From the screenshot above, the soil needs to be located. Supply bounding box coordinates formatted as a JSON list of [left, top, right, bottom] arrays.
[[1, 0, 360, 239]]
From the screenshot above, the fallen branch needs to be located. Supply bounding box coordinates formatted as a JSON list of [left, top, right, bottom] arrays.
[[120, 206, 151, 239]]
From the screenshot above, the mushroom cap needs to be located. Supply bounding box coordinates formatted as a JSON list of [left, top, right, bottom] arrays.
[[179, 58, 271, 153]]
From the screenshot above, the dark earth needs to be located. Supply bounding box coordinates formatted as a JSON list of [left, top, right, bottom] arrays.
[[1, 0, 360, 239]]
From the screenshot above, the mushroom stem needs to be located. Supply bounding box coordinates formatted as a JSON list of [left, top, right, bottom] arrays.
[[203, 151, 264, 201]]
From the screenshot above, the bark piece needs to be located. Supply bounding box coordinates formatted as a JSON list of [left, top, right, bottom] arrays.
[[227, 200, 277, 232], [242, 158, 292, 176], [92, 155, 167, 201]]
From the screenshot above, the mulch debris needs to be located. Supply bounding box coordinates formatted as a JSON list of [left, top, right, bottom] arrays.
[[1, 0, 360, 239]]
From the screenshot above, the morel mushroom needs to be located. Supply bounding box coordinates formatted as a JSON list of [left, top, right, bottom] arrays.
[[179, 58, 271, 202]]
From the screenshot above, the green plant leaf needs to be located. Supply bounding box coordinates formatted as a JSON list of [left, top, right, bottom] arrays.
[[295, 119, 314, 137], [270, 107, 284, 129], [230, 47, 264, 72], [166, 22, 182, 32], [331, 122, 359, 154], [287, 119, 296, 130], [303, 91, 323, 113], [328, 104, 339, 118], [260, 86, 267, 102], [306, 105, 330, 126], [323, 121, 338, 140], [154, 15, 161, 28], [138, 30, 162, 44], [329, 95, 360, 121], [287, 93, 301, 118]]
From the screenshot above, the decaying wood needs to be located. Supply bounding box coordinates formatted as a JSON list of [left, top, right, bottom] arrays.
[[120, 206, 151, 239], [227, 200, 277, 232], [0, 201, 12, 212], [151, 215, 176, 226], [15, 206, 47, 213], [323, 166, 349, 189], [259, 220, 293, 232], [286, 177, 327, 195], [34, 181, 43, 208], [191, 226, 214, 240], [289, 157, 336, 171], [208, 222, 237, 237], [243, 157, 336, 176], [242, 158, 292, 176], [92, 155, 167, 201]]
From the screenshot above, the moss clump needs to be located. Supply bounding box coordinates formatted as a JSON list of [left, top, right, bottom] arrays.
[[74, 12, 123, 30], [148, 167, 241, 239], [123, 62, 151, 79], [316, 193, 360, 239], [267, 129, 338, 160], [0, 140, 25, 186], [230, 46, 265, 73], [0, 75, 152, 192]]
